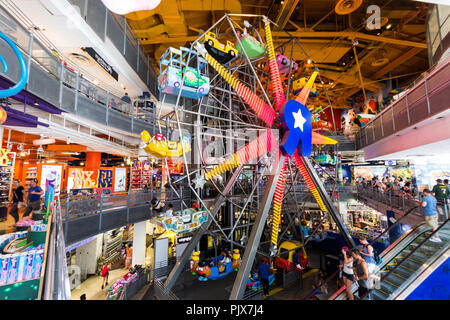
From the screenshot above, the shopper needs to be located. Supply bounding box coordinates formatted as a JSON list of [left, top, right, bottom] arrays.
[[421, 189, 442, 242], [351, 248, 371, 300], [359, 235, 376, 274], [339, 247, 354, 300], [392, 179, 401, 196], [150, 198, 165, 215], [301, 220, 310, 239], [23, 178, 44, 218], [257, 258, 270, 297], [101, 262, 110, 290], [431, 179, 449, 217], [121, 92, 131, 103], [9, 179, 26, 224], [125, 244, 133, 268]]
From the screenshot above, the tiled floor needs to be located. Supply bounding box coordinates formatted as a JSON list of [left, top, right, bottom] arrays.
[[71, 268, 129, 300], [0, 209, 24, 235]]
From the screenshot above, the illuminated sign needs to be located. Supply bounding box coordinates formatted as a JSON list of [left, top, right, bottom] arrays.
[[83, 47, 118, 81]]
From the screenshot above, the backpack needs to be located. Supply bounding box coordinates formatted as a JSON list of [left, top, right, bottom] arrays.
[[373, 250, 382, 265]]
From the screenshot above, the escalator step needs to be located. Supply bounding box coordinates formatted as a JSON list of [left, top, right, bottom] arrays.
[[408, 245, 435, 257], [380, 280, 398, 294], [372, 289, 389, 300], [401, 258, 422, 271], [384, 272, 406, 287], [396, 265, 414, 279]]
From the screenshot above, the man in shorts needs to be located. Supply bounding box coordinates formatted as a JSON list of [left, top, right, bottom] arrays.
[[421, 189, 441, 242], [431, 179, 449, 219]]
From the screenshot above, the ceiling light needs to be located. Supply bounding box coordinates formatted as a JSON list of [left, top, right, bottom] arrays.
[[307, 59, 312, 64], [377, 32, 381, 36], [61, 151, 80, 155], [80, 162, 84, 166], [386, 24, 392, 30]]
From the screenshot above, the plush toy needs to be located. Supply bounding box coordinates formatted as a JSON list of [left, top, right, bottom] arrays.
[[232, 249, 241, 271], [190, 251, 200, 275]]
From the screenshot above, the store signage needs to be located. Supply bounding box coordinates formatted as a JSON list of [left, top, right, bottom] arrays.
[[72, 169, 96, 189], [280, 100, 312, 156], [114, 167, 126, 192], [177, 236, 192, 244], [83, 47, 118, 81], [98, 169, 113, 188], [0, 149, 10, 166], [385, 160, 396, 166]]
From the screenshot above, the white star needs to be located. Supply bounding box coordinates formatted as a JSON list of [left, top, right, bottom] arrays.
[[293, 109, 306, 132], [193, 174, 206, 189]]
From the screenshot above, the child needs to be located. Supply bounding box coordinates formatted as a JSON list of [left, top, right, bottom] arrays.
[[101, 262, 110, 290]]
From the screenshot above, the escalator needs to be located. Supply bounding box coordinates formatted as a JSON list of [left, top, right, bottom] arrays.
[[333, 219, 450, 300]]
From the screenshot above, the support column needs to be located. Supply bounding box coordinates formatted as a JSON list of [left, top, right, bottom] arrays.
[[163, 165, 244, 292], [229, 153, 286, 300], [85, 151, 101, 181], [132, 221, 146, 266]]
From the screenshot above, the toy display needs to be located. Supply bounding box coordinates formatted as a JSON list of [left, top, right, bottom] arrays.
[[235, 21, 267, 60], [292, 77, 318, 96], [192, 249, 241, 281], [141, 131, 191, 159], [202, 32, 238, 64], [151, 208, 208, 234], [0, 231, 45, 286], [247, 272, 275, 290], [274, 240, 309, 272], [190, 251, 200, 274], [158, 47, 210, 99], [313, 154, 336, 166], [275, 53, 298, 74]]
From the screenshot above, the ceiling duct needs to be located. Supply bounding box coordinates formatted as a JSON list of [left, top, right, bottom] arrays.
[[334, 0, 363, 15]]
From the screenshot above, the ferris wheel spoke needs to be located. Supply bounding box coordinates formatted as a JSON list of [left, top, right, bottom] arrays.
[[270, 156, 289, 253], [263, 17, 286, 111], [204, 129, 277, 180]]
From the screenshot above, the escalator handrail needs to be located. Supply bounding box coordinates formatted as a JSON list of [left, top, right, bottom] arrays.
[[359, 217, 450, 300]]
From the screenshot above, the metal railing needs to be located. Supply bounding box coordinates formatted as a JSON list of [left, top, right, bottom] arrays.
[[0, 2, 155, 134], [66, 0, 158, 97], [355, 57, 450, 149], [356, 185, 422, 215]]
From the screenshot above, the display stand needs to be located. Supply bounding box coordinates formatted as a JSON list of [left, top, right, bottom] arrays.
[[130, 161, 152, 190], [0, 150, 15, 221]]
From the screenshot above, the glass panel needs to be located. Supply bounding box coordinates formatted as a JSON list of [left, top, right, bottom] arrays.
[[0, 7, 30, 52], [428, 6, 439, 46], [106, 12, 124, 53], [125, 38, 137, 71], [86, 0, 106, 41], [31, 41, 61, 78], [438, 5, 450, 38]]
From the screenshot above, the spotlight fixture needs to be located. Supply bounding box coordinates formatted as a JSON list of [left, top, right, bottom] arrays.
[[80, 162, 84, 166], [386, 24, 392, 30], [33, 100, 39, 106]]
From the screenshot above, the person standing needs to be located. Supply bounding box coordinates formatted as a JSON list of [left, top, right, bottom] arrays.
[[101, 262, 110, 290], [359, 235, 376, 274], [421, 189, 442, 242], [352, 249, 371, 300], [23, 178, 44, 218], [125, 244, 133, 268], [120, 92, 131, 104], [431, 179, 449, 218], [9, 179, 26, 224], [340, 248, 354, 300], [257, 258, 271, 297]]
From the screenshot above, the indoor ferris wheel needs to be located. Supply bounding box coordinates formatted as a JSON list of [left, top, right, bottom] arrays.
[[148, 13, 356, 299]]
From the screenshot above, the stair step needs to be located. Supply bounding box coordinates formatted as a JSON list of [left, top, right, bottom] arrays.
[[408, 245, 436, 257]]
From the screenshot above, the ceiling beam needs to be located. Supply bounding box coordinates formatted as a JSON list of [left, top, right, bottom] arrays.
[[272, 31, 427, 48], [372, 47, 424, 79], [140, 36, 200, 45]]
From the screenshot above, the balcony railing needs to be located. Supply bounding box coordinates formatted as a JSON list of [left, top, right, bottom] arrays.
[[0, 1, 155, 135], [66, 0, 158, 97], [355, 57, 450, 149]]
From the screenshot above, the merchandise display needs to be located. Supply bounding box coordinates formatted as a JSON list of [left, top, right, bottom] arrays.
[[151, 208, 208, 234], [0, 150, 14, 221]]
